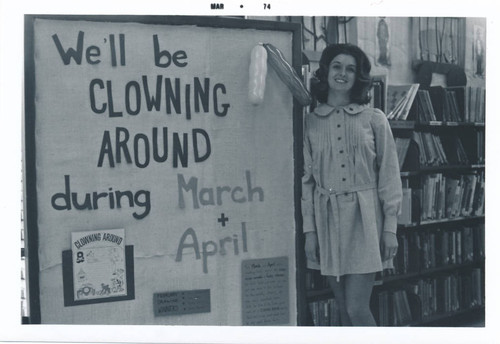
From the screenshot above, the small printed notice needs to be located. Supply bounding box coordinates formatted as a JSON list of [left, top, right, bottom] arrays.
[[153, 289, 211, 317], [241, 256, 289, 326], [71, 229, 127, 301]]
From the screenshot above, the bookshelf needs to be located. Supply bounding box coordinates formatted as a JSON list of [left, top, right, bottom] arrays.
[[300, 76, 485, 327]]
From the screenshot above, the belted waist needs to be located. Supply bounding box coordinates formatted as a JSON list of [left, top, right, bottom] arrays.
[[316, 182, 377, 196], [314, 181, 377, 282]]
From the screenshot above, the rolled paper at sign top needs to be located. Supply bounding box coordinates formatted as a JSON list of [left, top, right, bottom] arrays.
[[248, 44, 268, 105], [263, 43, 312, 106]]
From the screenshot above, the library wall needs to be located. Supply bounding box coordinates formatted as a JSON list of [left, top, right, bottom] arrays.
[[358, 17, 486, 87], [464, 18, 486, 88], [248, 16, 486, 90], [357, 17, 415, 85]]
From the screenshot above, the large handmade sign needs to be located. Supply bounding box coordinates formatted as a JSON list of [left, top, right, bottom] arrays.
[[26, 16, 300, 325]]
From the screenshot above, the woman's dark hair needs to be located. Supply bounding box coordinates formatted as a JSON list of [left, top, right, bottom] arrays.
[[310, 43, 372, 105]]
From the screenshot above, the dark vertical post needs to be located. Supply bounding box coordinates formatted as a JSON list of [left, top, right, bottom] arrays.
[[291, 21, 308, 326], [24, 14, 41, 324]]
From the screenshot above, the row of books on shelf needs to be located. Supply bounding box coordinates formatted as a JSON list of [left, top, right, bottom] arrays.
[[375, 268, 484, 326], [413, 131, 479, 167], [388, 224, 485, 276], [464, 86, 486, 123], [308, 298, 341, 326], [394, 137, 413, 170], [371, 76, 387, 112], [386, 84, 419, 120], [376, 289, 413, 326], [307, 268, 484, 326], [413, 131, 448, 166], [394, 132, 484, 170], [421, 172, 484, 221], [434, 86, 485, 123], [386, 84, 485, 123], [21, 257, 27, 317], [306, 223, 484, 290], [476, 131, 485, 164], [398, 171, 484, 225], [305, 269, 330, 291]]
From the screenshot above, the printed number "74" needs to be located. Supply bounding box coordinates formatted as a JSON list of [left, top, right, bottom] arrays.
[[264, 3, 271, 9]]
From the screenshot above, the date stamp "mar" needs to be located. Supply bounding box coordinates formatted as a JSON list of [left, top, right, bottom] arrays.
[[210, 3, 272, 10]]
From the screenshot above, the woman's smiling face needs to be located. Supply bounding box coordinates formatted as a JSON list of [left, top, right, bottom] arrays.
[[328, 53, 357, 94]]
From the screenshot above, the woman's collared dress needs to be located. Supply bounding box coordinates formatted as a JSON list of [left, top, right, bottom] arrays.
[[302, 102, 402, 277]]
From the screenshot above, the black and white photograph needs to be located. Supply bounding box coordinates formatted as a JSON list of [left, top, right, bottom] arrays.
[[1, 0, 498, 343]]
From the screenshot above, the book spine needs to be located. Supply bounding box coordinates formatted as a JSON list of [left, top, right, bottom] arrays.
[[449, 230, 456, 265], [465, 86, 470, 122], [456, 230, 462, 265]]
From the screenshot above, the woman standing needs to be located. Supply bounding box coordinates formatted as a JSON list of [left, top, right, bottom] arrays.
[[302, 44, 402, 326]]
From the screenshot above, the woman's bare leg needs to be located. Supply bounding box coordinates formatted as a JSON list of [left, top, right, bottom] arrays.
[[327, 276, 352, 326], [343, 273, 376, 326]]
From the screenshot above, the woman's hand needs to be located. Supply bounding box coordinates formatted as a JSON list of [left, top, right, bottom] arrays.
[[381, 231, 398, 261], [305, 232, 320, 263]]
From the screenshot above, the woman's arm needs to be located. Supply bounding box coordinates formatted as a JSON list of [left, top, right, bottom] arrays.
[[372, 109, 403, 234], [372, 109, 403, 260], [302, 116, 317, 234], [302, 116, 319, 262]]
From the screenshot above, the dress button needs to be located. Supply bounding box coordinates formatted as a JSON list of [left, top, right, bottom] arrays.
[[341, 164, 345, 168], [344, 192, 348, 196], [338, 137, 342, 140], [340, 150, 344, 154], [337, 124, 341, 128], [342, 178, 346, 181]]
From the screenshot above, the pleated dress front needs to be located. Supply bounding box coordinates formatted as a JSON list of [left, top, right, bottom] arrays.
[[301, 103, 402, 278]]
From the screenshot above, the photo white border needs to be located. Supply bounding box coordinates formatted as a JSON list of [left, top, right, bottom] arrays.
[[1, 0, 498, 343]]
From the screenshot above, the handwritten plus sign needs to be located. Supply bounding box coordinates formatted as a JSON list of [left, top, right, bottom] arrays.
[[218, 213, 229, 227]]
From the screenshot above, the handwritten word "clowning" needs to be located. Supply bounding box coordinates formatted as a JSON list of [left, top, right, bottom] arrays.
[[89, 77, 230, 119]]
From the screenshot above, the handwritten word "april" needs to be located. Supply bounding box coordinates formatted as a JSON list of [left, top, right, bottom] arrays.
[[176, 222, 248, 273]]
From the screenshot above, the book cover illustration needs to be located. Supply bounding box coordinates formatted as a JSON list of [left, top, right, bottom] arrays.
[[71, 229, 127, 300], [386, 84, 419, 120]]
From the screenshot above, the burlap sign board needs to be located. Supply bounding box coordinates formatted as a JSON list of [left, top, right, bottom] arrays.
[[24, 15, 302, 325]]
